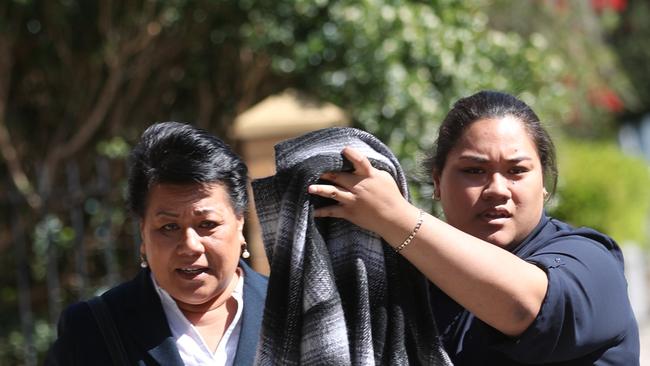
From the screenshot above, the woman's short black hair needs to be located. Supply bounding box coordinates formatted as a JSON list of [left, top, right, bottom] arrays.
[[424, 90, 558, 195], [127, 121, 248, 218]]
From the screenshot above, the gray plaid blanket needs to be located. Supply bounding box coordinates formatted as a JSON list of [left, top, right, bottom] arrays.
[[252, 127, 452, 365]]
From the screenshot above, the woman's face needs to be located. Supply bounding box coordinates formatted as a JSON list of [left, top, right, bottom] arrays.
[[140, 182, 244, 309], [433, 117, 546, 249]]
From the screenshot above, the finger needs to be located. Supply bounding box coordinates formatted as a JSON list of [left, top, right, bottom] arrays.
[[318, 171, 361, 191], [342, 147, 374, 176], [319, 171, 339, 182], [308, 184, 354, 203], [313, 205, 346, 219]]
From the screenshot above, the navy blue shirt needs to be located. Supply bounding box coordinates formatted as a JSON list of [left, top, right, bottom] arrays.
[[432, 214, 640, 365]]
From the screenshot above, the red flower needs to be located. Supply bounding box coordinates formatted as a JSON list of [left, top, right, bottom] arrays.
[[591, 0, 627, 12], [589, 88, 624, 112]]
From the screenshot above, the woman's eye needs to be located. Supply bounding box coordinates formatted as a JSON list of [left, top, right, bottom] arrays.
[[161, 223, 179, 231], [462, 167, 484, 174], [199, 221, 217, 229], [510, 166, 529, 175]]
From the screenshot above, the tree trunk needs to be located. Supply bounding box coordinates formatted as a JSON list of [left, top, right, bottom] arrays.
[[66, 161, 87, 300], [97, 157, 120, 286], [10, 194, 36, 366]]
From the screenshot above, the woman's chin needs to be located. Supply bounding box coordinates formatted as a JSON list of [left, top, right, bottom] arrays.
[[172, 292, 217, 308], [479, 232, 514, 249]]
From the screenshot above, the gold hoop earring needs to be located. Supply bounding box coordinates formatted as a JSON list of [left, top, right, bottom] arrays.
[[241, 242, 251, 259]]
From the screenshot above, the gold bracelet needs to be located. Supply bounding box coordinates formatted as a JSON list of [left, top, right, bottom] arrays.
[[394, 209, 424, 253]]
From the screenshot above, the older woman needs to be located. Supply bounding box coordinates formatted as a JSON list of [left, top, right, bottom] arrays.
[[308, 91, 639, 364], [46, 122, 267, 365]]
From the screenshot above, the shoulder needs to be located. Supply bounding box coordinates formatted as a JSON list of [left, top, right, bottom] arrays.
[[240, 260, 268, 315], [45, 271, 148, 365], [508, 219, 639, 362], [240, 260, 268, 295], [45, 298, 110, 365], [56, 270, 144, 329], [100, 269, 149, 310], [234, 261, 268, 365], [55, 272, 144, 337], [544, 217, 619, 251], [44, 300, 94, 365], [56, 300, 96, 335], [524, 217, 624, 272], [526, 219, 629, 312]]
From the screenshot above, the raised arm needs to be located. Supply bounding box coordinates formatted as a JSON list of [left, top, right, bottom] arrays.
[[308, 147, 547, 337]]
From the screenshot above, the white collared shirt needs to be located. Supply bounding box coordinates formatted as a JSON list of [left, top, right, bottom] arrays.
[[152, 272, 245, 366]]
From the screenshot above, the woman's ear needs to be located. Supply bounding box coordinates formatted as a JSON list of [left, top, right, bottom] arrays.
[[432, 173, 441, 201], [237, 215, 245, 241], [139, 220, 146, 253]]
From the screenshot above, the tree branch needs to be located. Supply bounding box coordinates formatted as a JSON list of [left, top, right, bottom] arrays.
[[197, 80, 214, 128], [46, 8, 165, 168], [47, 63, 124, 165], [0, 33, 41, 210], [236, 51, 271, 114]]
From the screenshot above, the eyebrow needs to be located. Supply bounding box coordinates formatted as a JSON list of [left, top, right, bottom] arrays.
[[457, 154, 533, 163], [155, 210, 179, 218], [154, 208, 217, 218], [192, 208, 217, 216]]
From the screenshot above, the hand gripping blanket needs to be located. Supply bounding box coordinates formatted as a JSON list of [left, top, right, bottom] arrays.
[[252, 127, 452, 366]]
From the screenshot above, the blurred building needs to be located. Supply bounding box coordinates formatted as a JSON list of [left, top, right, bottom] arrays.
[[619, 115, 650, 325], [619, 115, 650, 162], [231, 89, 349, 274]]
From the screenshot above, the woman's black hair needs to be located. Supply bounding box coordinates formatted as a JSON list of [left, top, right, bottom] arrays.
[[423, 90, 558, 195], [127, 121, 248, 217]]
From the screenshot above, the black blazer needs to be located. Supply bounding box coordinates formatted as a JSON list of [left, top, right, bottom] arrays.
[[45, 260, 268, 365]]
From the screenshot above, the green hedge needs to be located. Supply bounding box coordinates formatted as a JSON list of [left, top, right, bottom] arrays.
[[549, 139, 650, 245]]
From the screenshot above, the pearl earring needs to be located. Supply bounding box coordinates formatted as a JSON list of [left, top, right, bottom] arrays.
[[241, 242, 251, 259], [140, 254, 148, 268]]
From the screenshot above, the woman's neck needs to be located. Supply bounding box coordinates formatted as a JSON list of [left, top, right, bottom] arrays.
[[176, 267, 242, 325], [175, 267, 242, 352]]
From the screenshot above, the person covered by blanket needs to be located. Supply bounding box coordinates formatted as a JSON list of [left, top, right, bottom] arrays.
[[308, 90, 639, 365], [46, 122, 267, 366]]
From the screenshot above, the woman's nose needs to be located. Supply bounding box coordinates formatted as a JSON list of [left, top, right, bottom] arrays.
[[178, 228, 204, 255], [482, 173, 512, 200]]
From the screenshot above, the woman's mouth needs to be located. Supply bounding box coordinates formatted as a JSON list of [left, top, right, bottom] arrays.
[[480, 208, 512, 222], [176, 267, 209, 278]]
